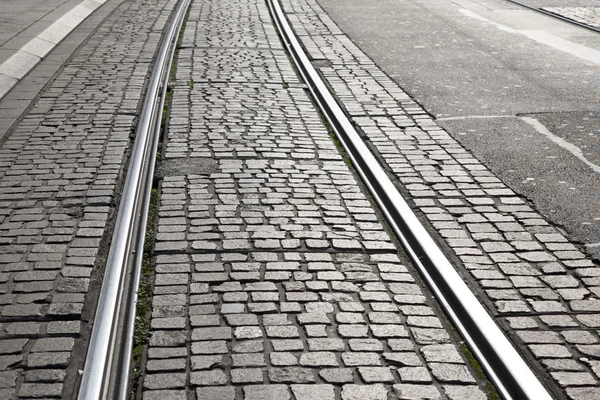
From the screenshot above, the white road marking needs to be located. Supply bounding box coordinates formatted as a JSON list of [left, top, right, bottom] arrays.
[[459, 8, 600, 66], [520, 116, 600, 175], [459, 8, 517, 33], [438, 114, 600, 175], [520, 30, 600, 66], [437, 115, 514, 121]]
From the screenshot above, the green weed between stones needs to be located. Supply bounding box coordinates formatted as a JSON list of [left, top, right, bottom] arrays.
[[131, 8, 188, 393], [459, 340, 500, 400], [131, 188, 158, 386]]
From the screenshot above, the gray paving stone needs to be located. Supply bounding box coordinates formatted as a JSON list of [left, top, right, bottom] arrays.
[[308, 338, 345, 351], [232, 353, 266, 367], [268, 367, 315, 383], [196, 386, 236, 400], [266, 326, 300, 338], [143, 390, 187, 400], [342, 352, 381, 366], [31, 337, 74, 352], [144, 373, 186, 390], [191, 355, 223, 370], [270, 352, 298, 366], [147, 358, 186, 372], [150, 331, 187, 347], [551, 371, 597, 387], [341, 384, 389, 400], [190, 370, 227, 386], [191, 341, 229, 355], [291, 384, 335, 400], [18, 383, 63, 398], [566, 387, 600, 400], [529, 344, 573, 358], [349, 339, 383, 352], [576, 344, 600, 358], [393, 384, 441, 399], [272, 340, 304, 351], [397, 366, 432, 383], [338, 324, 369, 338], [420, 344, 463, 363], [231, 368, 263, 384], [443, 385, 486, 399], [371, 324, 409, 338], [0, 339, 28, 354], [192, 327, 232, 341], [0, 370, 17, 388], [543, 359, 586, 372], [357, 367, 395, 383], [429, 363, 476, 383], [243, 385, 291, 400], [299, 351, 338, 367], [319, 368, 354, 383], [26, 352, 70, 368], [233, 340, 264, 353]]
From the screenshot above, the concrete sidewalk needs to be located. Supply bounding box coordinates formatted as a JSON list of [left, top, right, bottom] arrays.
[[0, 0, 109, 100]]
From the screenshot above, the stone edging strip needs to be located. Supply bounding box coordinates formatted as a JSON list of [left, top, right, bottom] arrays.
[[0, 0, 108, 100]]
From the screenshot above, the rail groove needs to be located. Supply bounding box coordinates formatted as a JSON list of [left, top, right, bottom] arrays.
[[504, 0, 600, 34], [76, 0, 191, 398], [266, 0, 554, 399]]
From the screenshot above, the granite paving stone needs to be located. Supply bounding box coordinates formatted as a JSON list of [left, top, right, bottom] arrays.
[[243, 384, 291, 400], [341, 384, 389, 400], [393, 383, 442, 399], [196, 386, 236, 400], [140, 0, 489, 398]]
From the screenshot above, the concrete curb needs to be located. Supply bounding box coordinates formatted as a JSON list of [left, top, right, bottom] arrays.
[[0, 0, 107, 100]]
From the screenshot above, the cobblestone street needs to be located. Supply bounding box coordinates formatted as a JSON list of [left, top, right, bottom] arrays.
[[141, 0, 486, 398], [1, 0, 600, 399]]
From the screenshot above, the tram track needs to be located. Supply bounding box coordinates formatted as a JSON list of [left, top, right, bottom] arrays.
[[503, 0, 600, 34], [266, 0, 555, 399], [76, 0, 191, 398], [74, 0, 562, 398]]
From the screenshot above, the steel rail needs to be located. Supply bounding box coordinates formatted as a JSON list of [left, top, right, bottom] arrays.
[[266, 0, 554, 399], [77, 0, 191, 398], [504, 0, 600, 34]]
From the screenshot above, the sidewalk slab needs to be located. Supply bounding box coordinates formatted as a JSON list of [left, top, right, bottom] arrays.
[[0, 0, 108, 101]]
